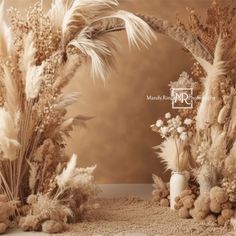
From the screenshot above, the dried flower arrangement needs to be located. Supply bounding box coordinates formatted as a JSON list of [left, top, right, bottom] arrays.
[[150, 0, 236, 227], [0, 0, 156, 233]]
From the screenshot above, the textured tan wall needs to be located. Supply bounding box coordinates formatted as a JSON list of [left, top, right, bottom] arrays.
[[5, 0, 233, 183]]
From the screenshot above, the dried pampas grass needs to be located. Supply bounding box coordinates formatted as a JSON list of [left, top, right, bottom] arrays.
[[0, 108, 19, 161], [154, 138, 190, 172], [196, 36, 226, 130]]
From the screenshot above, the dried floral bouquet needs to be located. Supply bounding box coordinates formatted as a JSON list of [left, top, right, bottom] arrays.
[[0, 0, 156, 234], [151, 1, 236, 227]]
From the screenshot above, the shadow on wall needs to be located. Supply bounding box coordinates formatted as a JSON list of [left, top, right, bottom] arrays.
[[5, 0, 233, 183]]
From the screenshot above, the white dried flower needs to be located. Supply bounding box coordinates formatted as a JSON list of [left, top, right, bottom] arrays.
[[177, 126, 185, 133], [180, 132, 188, 141], [184, 118, 193, 125], [160, 126, 169, 136], [156, 119, 163, 127], [165, 112, 171, 119]]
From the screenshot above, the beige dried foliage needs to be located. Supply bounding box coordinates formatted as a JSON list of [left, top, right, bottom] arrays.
[[0, 0, 156, 233]]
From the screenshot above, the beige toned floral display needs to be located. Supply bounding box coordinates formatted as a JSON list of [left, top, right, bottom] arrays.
[[151, 0, 236, 228], [0, 0, 235, 234], [0, 0, 156, 234]]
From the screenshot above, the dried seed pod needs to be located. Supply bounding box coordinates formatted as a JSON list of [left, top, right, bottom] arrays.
[[210, 201, 222, 214], [178, 207, 191, 219], [205, 214, 217, 223], [182, 196, 194, 209], [194, 194, 210, 213], [160, 198, 169, 207], [217, 215, 227, 226], [0, 223, 7, 234], [210, 187, 228, 204], [42, 220, 65, 234], [221, 209, 234, 220]]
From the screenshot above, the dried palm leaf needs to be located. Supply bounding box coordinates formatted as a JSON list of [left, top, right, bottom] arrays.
[[62, 0, 118, 44], [68, 29, 115, 79], [69, 10, 155, 79]]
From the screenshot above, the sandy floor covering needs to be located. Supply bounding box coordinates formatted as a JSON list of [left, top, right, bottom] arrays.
[[64, 197, 231, 236]]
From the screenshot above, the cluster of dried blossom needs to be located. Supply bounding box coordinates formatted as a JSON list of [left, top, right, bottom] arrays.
[[151, 0, 236, 213], [0, 0, 155, 233]]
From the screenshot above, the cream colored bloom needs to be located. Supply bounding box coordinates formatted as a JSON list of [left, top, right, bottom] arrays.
[[177, 126, 185, 133], [165, 112, 171, 119], [180, 132, 188, 141], [184, 118, 193, 125], [156, 119, 163, 127]]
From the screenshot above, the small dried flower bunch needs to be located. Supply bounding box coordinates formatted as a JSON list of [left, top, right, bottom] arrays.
[[151, 113, 194, 172], [0, 0, 155, 233], [151, 112, 193, 141]]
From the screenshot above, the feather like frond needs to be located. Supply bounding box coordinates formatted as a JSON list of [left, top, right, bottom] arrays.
[[152, 174, 167, 191], [69, 29, 115, 79], [49, 0, 68, 29], [194, 36, 226, 77], [0, 1, 12, 58], [60, 115, 93, 135], [196, 35, 226, 130], [56, 154, 77, 189], [154, 138, 190, 172], [22, 32, 36, 73], [25, 64, 44, 100], [103, 10, 156, 48], [27, 160, 39, 192], [208, 131, 226, 168], [54, 92, 80, 110], [2, 65, 20, 114], [62, 0, 118, 44], [0, 108, 20, 161], [197, 165, 218, 194]]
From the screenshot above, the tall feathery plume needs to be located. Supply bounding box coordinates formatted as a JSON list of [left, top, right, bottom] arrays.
[[0, 1, 12, 58], [195, 35, 226, 130], [56, 153, 77, 189], [0, 108, 20, 161]]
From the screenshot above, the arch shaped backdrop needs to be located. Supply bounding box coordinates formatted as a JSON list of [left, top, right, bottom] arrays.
[[6, 0, 233, 183]]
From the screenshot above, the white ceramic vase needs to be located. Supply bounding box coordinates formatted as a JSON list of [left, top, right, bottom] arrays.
[[170, 171, 188, 210]]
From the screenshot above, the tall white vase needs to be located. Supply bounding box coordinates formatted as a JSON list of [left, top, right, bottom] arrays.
[[170, 171, 188, 210]]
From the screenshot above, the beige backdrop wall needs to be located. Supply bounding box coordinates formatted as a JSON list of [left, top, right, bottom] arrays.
[[6, 0, 233, 183]]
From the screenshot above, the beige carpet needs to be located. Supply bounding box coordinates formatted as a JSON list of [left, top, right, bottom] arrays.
[[66, 198, 231, 236]]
